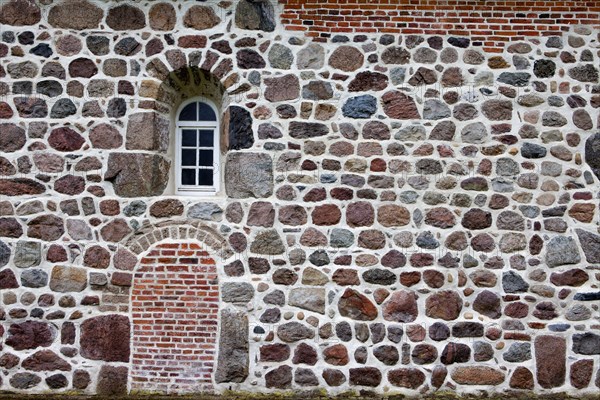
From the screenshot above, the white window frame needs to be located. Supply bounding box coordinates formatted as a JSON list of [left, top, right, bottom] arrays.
[[175, 98, 220, 196]]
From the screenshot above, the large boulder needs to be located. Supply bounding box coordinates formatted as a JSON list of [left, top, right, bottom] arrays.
[[215, 308, 249, 383], [47, 0, 103, 29], [235, 0, 275, 32], [126, 112, 169, 151], [80, 315, 130, 362], [105, 153, 170, 197], [225, 152, 273, 198]]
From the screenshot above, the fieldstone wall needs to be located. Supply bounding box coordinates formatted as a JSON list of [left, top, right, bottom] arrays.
[[0, 0, 599, 396]]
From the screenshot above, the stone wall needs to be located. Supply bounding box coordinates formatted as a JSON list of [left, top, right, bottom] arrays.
[[0, 0, 599, 396]]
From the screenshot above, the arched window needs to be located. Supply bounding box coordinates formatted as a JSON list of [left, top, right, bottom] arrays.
[[175, 99, 220, 195]]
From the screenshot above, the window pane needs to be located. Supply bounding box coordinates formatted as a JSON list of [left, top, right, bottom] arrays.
[[182, 149, 196, 166], [182, 129, 197, 147], [179, 102, 197, 121], [199, 150, 213, 166], [181, 169, 195, 185], [198, 102, 216, 121], [199, 130, 214, 147], [198, 169, 213, 186]]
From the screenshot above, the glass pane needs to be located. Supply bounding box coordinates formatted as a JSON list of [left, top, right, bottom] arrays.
[[182, 149, 196, 166], [181, 169, 195, 185], [199, 130, 214, 147], [179, 102, 197, 121], [198, 102, 216, 121], [182, 129, 197, 147], [198, 169, 213, 186], [199, 150, 213, 166]]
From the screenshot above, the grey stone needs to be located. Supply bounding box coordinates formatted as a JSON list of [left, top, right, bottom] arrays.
[[14, 241, 41, 268], [297, 43, 325, 69], [545, 236, 581, 267], [521, 142, 547, 159], [390, 67, 406, 85], [503, 271, 529, 293], [568, 65, 599, 82], [268, 43, 293, 69], [330, 228, 354, 248], [250, 229, 285, 255], [0, 240, 10, 267], [289, 288, 325, 314], [461, 122, 487, 144], [503, 342, 531, 362], [123, 201, 146, 217], [572, 333, 600, 355], [342, 95, 377, 118], [566, 304, 592, 321], [235, 0, 275, 32], [542, 111, 568, 127], [215, 308, 249, 383], [278, 322, 315, 342], [188, 202, 222, 221], [497, 72, 531, 87], [395, 124, 426, 141], [575, 229, 600, 264], [496, 158, 520, 176], [381, 46, 411, 64], [584, 133, 600, 179], [21, 269, 48, 288], [225, 152, 273, 198], [423, 100, 450, 120], [222, 282, 254, 303]]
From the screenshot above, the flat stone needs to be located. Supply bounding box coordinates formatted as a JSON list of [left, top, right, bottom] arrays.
[[126, 112, 169, 151], [22, 350, 70, 371], [297, 43, 325, 69], [277, 322, 314, 343], [382, 91, 420, 119], [425, 290, 462, 320], [215, 308, 249, 383], [105, 153, 170, 197], [451, 366, 505, 385], [6, 321, 55, 350], [235, 0, 275, 32], [225, 152, 273, 198], [49, 265, 87, 293], [349, 367, 382, 387], [0, 0, 41, 26], [250, 229, 284, 255], [96, 365, 128, 396], [546, 236, 581, 267], [264, 74, 300, 102], [289, 288, 325, 314], [382, 290, 418, 322], [338, 288, 378, 321], [329, 46, 364, 72], [342, 95, 377, 119]]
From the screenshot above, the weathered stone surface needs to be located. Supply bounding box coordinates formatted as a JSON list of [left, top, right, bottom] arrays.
[[338, 288, 378, 321], [425, 290, 462, 320], [343, 95, 377, 118], [48, 0, 103, 29], [473, 290, 501, 319], [6, 321, 55, 350], [536, 335, 566, 388], [0, 123, 26, 152], [10, 373, 41, 390], [22, 350, 70, 371], [0, 0, 41, 26], [382, 290, 418, 322], [349, 72, 388, 92], [96, 365, 128, 396], [382, 46, 411, 64], [329, 46, 364, 72], [388, 368, 425, 389], [215, 308, 249, 383], [277, 322, 315, 342], [80, 315, 130, 362], [264, 74, 300, 102], [451, 366, 505, 385], [48, 127, 85, 152], [90, 124, 123, 149], [265, 365, 292, 389], [576, 229, 600, 263], [235, 0, 275, 32], [126, 112, 169, 151], [50, 265, 87, 292], [573, 333, 600, 355], [297, 43, 325, 70], [289, 288, 325, 314], [149, 2, 176, 30], [382, 91, 420, 119], [349, 367, 382, 387], [250, 229, 284, 255], [225, 152, 273, 198], [105, 153, 170, 197], [27, 215, 64, 241], [546, 236, 581, 267], [106, 4, 146, 30]]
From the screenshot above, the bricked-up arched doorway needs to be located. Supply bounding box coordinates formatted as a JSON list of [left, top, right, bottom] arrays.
[[131, 242, 219, 393]]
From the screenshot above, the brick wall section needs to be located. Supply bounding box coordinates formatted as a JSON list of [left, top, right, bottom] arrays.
[[131, 243, 219, 393], [279, 0, 600, 51]]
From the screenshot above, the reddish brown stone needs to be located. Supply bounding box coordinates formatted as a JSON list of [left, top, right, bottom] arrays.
[[323, 369, 346, 386], [100, 219, 132, 243], [278, 205, 307, 226], [425, 290, 462, 320], [329, 46, 364, 72], [323, 344, 349, 366], [311, 204, 341, 225], [568, 203, 595, 223], [346, 201, 375, 227], [332, 269, 360, 286], [550, 268, 589, 287], [106, 4, 145, 30], [80, 315, 130, 362], [424, 207, 456, 228], [0, 0, 41, 26], [149, 2, 176, 31], [377, 204, 410, 227], [535, 335, 566, 388], [462, 208, 493, 230], [292, 343, 317, 365], [0, 123, 25, 152], [260, 344, 290, 362], [388, 368, 425, 389], [349, 367, 381, 387], [400, 271, 421, 287], [183, 5, 221, 30], [412, 343, 438, 364], [48, 127, 85, 152], [451, 366, 505, 385], [54, 175, 85, 195], [504, 302, 529, 318], [6, 321, 55, 350], [149, 199, 183, 218], [423, 270, 444, 288], [22, 350, 71, 371], [27, 215, 64, 241], [570, 359, 594, 389], [68, 58, 98, 78], [382, 90, 420, 119], [358, 229, 386, 250], [247, 201, 275, 227], [89, 124, 123, 149], [338, 288, 378, 321], [83, 245, 110, 269], [509, 366, 534, 389], [383, 290, 418, 323], [96, 365, 128, 396], [0, 269, 19, 289]]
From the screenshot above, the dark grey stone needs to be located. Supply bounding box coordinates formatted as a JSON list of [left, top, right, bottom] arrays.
[[497, 72, 531, 87], [228, 106, 254, 150], [503, 271, 529, 293], [572, 333, 600, 355], [342, 95, 377, 118]]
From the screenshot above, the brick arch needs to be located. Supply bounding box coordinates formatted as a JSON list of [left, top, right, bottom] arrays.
[[122, 221, 233, 394]]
